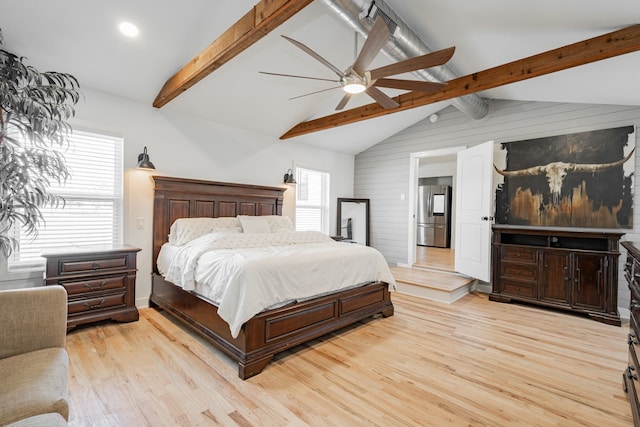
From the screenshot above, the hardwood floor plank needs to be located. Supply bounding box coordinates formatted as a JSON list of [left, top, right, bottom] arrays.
[[65, 292, 632, 426]]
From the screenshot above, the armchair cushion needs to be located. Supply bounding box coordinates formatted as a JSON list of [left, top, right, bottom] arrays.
[[4, 412, 68, 427], [0, 286, 69, 425], [0, 286, 67, 359], [0, 348, 69, 425]]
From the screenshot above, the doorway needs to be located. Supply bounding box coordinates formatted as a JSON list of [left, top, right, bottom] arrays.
[[407, 146, 466, 272]]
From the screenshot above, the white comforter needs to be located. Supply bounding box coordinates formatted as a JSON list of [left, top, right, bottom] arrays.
[[163, 231, 396, 338]]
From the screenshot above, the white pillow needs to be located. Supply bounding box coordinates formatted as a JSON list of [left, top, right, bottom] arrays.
[[209, 217, 242, 232], [264, 215, 295, 233], [168, 217, 241, 245], [238, 216, 271, 233]]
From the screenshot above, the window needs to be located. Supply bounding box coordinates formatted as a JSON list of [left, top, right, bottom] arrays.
[[9, 130, 123, 268], [295, 167, 330, 233]]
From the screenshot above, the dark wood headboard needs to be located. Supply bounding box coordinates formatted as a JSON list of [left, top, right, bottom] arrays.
[[151, 176, 285, 273]]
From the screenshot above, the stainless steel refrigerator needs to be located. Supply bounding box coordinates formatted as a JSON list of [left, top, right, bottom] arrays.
[[417, 184, 451, 247]]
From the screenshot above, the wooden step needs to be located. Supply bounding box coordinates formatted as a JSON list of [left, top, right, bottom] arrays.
[[390, 266, 475, 304]]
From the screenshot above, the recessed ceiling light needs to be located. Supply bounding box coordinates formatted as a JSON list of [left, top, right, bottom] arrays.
[[119, 22, 139, 38]]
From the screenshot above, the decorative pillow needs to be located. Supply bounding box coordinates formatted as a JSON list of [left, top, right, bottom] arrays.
[[238, 215, 271, 233], [210, 226, 242, 234], [209, 217, 242, 232], [168, 217, 241, 245], [264, 215, 295, 233]]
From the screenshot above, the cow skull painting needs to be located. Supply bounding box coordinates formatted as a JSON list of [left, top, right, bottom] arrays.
[[494, 149, 635, 205], [493, 126, 635, 228]]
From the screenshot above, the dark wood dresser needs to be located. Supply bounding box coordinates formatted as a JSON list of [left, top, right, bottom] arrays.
[[622, 241, 640, 425], [43, 245, 141, 330], [490, 226, 622, 326]]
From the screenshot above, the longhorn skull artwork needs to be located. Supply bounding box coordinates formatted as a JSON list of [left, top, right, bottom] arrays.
[[494, 148, 635, 205], [493, 125, 635, 228]]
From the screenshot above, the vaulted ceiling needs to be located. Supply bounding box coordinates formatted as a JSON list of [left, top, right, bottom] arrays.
[[2, 0, 640, 154]]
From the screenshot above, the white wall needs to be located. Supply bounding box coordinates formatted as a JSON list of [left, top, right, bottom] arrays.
[[355, 99, 640, 311], [0, 88, 356, 307]]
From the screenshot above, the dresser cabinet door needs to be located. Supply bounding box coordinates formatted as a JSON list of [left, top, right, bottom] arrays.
[[540, 251, 571, 306], [572, 253, 607, 311]]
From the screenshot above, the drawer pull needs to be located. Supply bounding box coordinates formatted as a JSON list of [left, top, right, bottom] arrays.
[[83, 299, 106, 309], [84, 281, 107, 291], [91, 262, 101, 270]]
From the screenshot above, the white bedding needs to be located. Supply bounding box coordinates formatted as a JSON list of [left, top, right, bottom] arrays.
[[160, 231, 396, 338]]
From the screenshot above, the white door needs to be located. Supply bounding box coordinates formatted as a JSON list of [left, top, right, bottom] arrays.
[[454, 141, 494, 282]]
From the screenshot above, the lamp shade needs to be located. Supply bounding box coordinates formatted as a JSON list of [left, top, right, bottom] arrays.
[[136, 146, 155, 170]]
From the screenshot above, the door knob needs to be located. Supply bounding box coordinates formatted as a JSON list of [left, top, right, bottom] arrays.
[[481, 216, 494, 221]]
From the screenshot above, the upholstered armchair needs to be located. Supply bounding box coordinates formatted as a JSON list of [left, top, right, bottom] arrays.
[[0, 285, 69, 426]]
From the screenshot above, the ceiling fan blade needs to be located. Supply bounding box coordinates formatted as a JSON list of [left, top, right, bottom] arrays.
[[368, 47, 455, 80], [289, 85, 343, 100], [373, 78, 446, 93], [281, 35, 345, 78], [365, 86, 399, 109], [259, 71, 340, 83], [352, 17, 391, 75], [335, 93, 352, 110]]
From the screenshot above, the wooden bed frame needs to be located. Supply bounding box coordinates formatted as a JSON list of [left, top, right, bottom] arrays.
[[149, 176, 394, 379]]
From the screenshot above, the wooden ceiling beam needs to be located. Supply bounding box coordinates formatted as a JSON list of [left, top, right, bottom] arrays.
[[153, 0, 313, 108], [280, 23, 640, 140]]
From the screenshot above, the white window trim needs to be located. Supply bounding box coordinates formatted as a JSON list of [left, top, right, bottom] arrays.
[[295, 166, 331, 234]]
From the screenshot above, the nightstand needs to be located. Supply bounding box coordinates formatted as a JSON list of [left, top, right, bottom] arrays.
[[42, 245, 141, 330]]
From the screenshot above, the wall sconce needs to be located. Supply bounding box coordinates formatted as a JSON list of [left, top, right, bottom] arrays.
[[136, 146, 156, 170], [283, 168, 296, 185]]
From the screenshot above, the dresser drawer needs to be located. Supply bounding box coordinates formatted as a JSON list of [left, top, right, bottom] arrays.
[[630, 332, 640, 372], [500, 263, 538, 281], [500, 279, 537, 299], [501, 246, 538, 264], [59, 256, 129, 274], [60, 274, 127, 296], [68, 292, 127, 315], [624, 365, 640, 426], [626, 253, 635, 282]]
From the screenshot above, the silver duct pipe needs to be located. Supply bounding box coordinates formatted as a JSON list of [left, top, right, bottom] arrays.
[[318, 0, 489, 120]]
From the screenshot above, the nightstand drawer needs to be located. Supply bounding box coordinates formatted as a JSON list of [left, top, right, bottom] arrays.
[[60, 274, 126, 296], [59, 256, 129, 274], [68, 292, 126, 315]]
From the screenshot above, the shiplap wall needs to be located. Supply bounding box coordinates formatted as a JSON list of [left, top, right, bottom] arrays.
[[355, 99, 640, 311]]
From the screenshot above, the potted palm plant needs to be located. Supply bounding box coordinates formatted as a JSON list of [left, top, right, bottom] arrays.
[[0, 29, 80, 257]]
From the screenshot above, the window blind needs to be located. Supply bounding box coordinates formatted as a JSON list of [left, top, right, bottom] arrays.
[[9, 130, 123, 268], [295, 167, 330, 233]]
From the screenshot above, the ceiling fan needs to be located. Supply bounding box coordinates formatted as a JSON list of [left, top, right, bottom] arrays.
[[260, 17, 455, 111]]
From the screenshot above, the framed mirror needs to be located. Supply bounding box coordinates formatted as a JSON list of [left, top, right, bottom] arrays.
[[336, 198, 370, 245]]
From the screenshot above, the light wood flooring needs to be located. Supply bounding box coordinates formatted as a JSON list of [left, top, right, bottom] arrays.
[[414, 246, 455, 271], [65, 293, 632, 426]]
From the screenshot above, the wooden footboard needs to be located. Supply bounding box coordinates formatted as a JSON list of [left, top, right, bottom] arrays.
[[150, 273, 394, 379]]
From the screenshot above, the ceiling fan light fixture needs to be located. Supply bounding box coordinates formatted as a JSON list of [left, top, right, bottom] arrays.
[[343, 82, 366, 94]]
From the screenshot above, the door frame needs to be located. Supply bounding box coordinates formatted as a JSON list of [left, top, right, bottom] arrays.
[[406, 146, 467, 267]]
